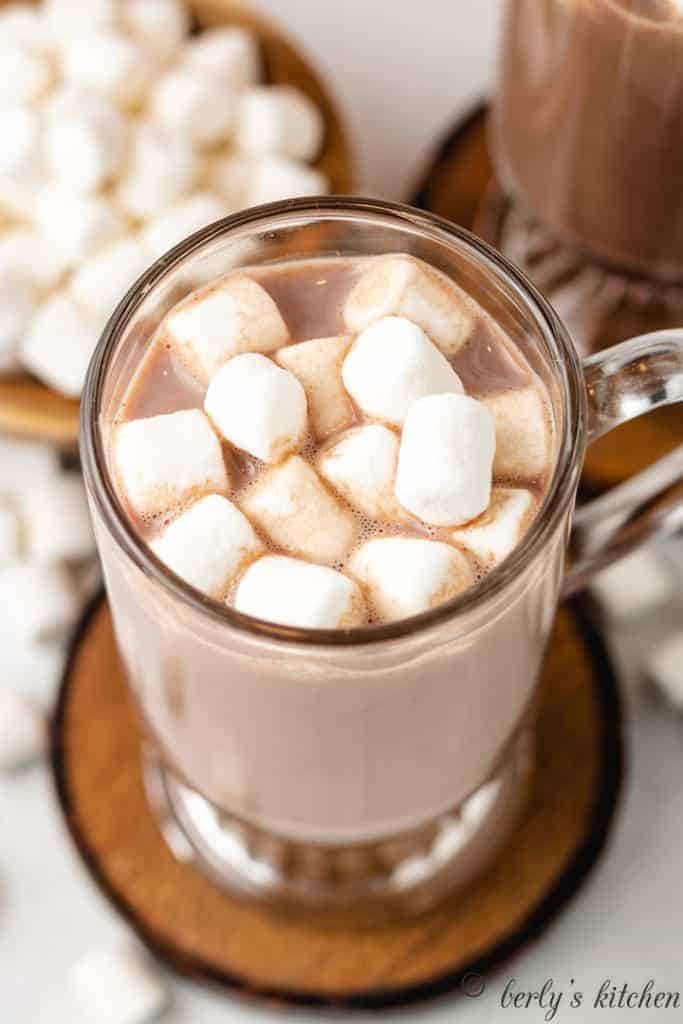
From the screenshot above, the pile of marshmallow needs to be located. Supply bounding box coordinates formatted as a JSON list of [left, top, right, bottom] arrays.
[[0, 0, 328, 397], [114, 254, 551, 629]]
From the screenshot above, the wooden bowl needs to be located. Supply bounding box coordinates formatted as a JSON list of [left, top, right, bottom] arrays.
[[0, 0, 354, 449]]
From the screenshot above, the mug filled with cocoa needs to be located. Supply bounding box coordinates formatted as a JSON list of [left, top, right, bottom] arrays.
[[80, 198, 683, 916]]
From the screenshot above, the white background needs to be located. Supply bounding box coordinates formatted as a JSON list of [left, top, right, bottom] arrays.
[[3, 2, 683, 1021]]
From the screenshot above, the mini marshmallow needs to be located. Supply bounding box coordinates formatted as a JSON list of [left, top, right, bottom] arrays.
[[483, 386, 553, 481], [165, 273, 288, 383], [113, 409, 229, 519], [150, 68, 238, 146], [0, 274, 36, 372], [152, 494, 262, 598], [0, 501, 20, 566], [0, 5, 49, 49], [0, 105, 41, 179], [275, 336, 353, 441], [345, 255, 475, 357], [647, 631, 683, 710], [61, 29, 152, 108], [318, 424, 402, 520], [44, 92, 128, 193], [0, 42, 52, 106], [348, 537, 474, 623], [20, 293, 100, 398], [36, 187, 125, 268], [241, 455, 357, 564], [451, 487, 535, 567], [235, 555, 366, 629], [43, 0, 116, 43], [0, 436, 60, 495], [122, 0, 189, 64], [0, 690, 45, 773], [0, 562, 79, 642], [0, 229, 70, 292], [22, 474, 95, 563], [117, 122, 198, 220], [70, 946, 169, 1024], [244, 155, 329, 206], [183, 26, 261, 90], [0, 174, 42, 222], [0, 636, 66, 707], [592, 548, 672, 623], [205, 153, 250, 209], [70, 236, 150, 323], [342, 316, 463, 427], [396, 394, 495, 526], [140, 192, 226, 260], [205, 353, 307, 463], [237, 85, 325, 162]]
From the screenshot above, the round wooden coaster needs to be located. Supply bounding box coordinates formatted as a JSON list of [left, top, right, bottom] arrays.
[[0, 0, 354, 450], [411, 103, 683, 495], [51, 597, 623, 1011]]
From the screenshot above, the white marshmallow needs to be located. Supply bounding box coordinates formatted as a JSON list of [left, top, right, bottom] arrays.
[[241, 455, 357, 564], [152, 494, 262, 598], [275, 336, 353, 441], [451, 487, 535, 567], [22, 474, 95, 563], [0, 636, 66, 707], [140, 192, 226, 260], [165, 273, 288, 383], [647, 631, 683, 710], [0, 562, 79, 642], [244, 156, 329, 206], [117, 122, 198, 220], [342, 316, 463, 427], [70, 946, 169, 1024], [0, 5, 49, 49], [204, 153, 250, 209], [0, 175, 41, 222], [0, 274, 37, 372], [183, 27, 261, 90], [0, 42, 52, 106], [396, 393, 495, 526], [592, 548, 672, 623], [205, 353, 307, 463], [150, 68, 238, 147], [122, 0, 189, 64], [318, 424, 402, 520], [36, 187, 126, 268], [0, 105, 41, 179], [20, 292, 100, 398], [348, 537, 474, 623], [235, 555, 366, 629], [345, 255, 475, 357], [0, 436, 60, 495], [113, 409, 229, 520], [0, 501, 20, 566], [70, 236, 150, 323], [483, 386, 553, 481], [43, 0, 117, 43], [61, 29, 152, 109], [0, 228, 70, 292], [237, 85, 324, 162], [44, 93, 127, 193], [0, 690, 45, 773]]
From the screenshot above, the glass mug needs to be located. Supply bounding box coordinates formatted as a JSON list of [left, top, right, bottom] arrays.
[[80, 198, 683, 918]]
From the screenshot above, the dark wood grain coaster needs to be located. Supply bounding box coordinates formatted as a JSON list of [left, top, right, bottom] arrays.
[[411, 103, 683, 495], [0, 0, 354, 450], [50, 596, 623, 1011]]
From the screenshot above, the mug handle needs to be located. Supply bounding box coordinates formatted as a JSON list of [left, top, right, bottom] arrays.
[[564, 329, 683, 597]]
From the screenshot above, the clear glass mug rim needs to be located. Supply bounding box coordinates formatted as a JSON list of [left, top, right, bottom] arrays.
[[80, 196, 586, 648]]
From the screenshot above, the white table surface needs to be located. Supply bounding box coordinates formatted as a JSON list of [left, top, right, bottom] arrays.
[[3, 3, 683, 1021]]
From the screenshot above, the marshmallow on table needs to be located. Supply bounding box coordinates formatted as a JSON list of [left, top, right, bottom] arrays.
[[70, 236, 150, 323], [0, 105, 41, 179], [70, 946, 169, 1024], [592, 547, 672, 623], [396, 394, 495, 526], [237, 85, 325, 162], [152, 494, 263, 598], [20, 293, 100, 398], [318, 424, 402, 520], [22, 474, 95, 563], [0, 501, 20, 566], [117, 122, 198, 220], [183, 26, 261, 90], [647, 631, 683, 710], [275, 336, 354, 441], [36, 187, 126, 268], [165, 273, 288, 383], [345, 255, 476, 358], [342, 316, 463, 428], [0, 690, 45, 773], [0, 562, 79, 642], [235, 555, 366, 629], [244, 156, 329, 206], [140, 192, 226, 260], [0, 436, 60, 495], [349, 537, 474, 623], [44, 92, 128, 193], [0, 228, 70, 292], [122, 0, 190, 65], [61, 29, 152, 109], [0, 42, 53, 106], [205, 353, 307, 463], [451, 487, 535, 568], [483, 386, 553, 481], [113, 409, 229, 520], [0, 274, 36, 373], [150, 68, 238, 147], [241, 455, 357, 564], [1, 634, 67, 707]]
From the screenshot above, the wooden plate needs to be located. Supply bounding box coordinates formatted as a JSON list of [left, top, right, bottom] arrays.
[[0, 0, 354, 449], [51, 597, 623, 1010]]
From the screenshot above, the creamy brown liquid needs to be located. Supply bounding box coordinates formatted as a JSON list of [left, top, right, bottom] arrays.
[[493, 0, 683, 278]]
